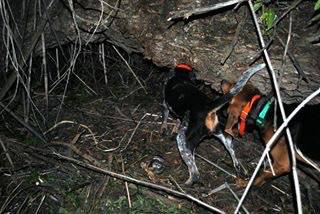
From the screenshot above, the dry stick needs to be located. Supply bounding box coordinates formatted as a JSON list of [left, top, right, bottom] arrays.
[[167, 0, 245, 21], [234, 86, 320, 213], [276, 34, 308, 82], [35, 195, 46, 214], [113, 45, 147, 94], [55, 48, 60, 79], [236, 1, 303, 213], [225, 183, 249, 214], [48, 141, 102, 167], [268, 0, 304, 31], [0, 138, 14, 168], [101, 43, 108, 86], [0, 181, 23, 213], [0, 0, 56, 100], [279, 13, 292, 88], [55, 0, 83, 124], [71, 71, 97, 95], [196, 154, 237, 178], [121, 156, 132, 208], [249, 31, 275, 65], [41, 33, 49, 119], [53, 152, 225, 214], [121, 113, 148, 152], [0, 102, 46, 143], [221, 12, 246, 65], [25, 54, 33, 123], [85, 0, 104, 45], [266, 152, 275, 176], [45, 120, 98, 145]]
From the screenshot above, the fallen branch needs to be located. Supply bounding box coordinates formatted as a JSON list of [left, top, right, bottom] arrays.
[[239, 1, 303, 213], [167, 0, 246, 21], [52, 152, 225, 213], [276, 34, 309, 83]]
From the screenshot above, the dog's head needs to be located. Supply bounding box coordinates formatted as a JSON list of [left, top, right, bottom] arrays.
[[219, 79, 261, 137], [204, 64, 265, 134]]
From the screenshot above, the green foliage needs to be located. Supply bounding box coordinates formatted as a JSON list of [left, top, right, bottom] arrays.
[[315, 0, 320, 10], [253, 0, 263, 12], [261, 8, 277, 30], [253, 0, 277, 30]]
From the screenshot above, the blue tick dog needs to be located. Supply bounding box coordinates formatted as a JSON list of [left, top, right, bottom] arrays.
[[162, 63, 266, 185]]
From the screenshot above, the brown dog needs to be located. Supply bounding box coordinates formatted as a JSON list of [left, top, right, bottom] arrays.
[[221, 80, 320, 187]]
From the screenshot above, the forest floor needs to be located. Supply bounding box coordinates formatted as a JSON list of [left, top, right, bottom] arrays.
[[0, 54, 319, 213]]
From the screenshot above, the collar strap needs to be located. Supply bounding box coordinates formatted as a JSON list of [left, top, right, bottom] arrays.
[[256, 97, 274, 126], [175, 63, 192, 72], [239, 95, 261, 136]]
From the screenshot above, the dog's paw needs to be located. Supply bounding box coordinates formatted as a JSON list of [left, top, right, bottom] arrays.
[[184, 174, 200, 186], [235, 177, 249, 188]]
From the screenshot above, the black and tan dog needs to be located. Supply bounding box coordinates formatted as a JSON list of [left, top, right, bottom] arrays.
[[221, 80, 320, 187], [162, 63, 265, 185]]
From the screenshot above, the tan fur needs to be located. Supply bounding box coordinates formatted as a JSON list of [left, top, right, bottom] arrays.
[[221, 81, 260, 137], [221, 80, 291, 187], [205, 111, 219, 132]]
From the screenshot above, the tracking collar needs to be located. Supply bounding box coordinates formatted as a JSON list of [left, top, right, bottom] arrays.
[[239, 95, 261, 136], [239, 94, 274, 136]]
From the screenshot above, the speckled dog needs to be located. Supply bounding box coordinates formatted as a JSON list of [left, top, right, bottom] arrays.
[[162, 63, 265, 185]]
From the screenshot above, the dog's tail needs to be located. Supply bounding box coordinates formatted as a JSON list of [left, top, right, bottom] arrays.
[[211, 63, 266, 111]]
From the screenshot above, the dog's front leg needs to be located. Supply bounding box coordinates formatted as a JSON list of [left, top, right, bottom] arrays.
[[161, 101, 170, 134], [214, 131, 243, 175], [176, 121, 199, 185]]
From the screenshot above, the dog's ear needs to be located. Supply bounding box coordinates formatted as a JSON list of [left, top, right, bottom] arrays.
[[220, 79, 232, 94], [212, 63, 266, 111]]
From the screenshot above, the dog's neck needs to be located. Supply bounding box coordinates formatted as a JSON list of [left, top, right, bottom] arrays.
[[240, 93, 274, 135]]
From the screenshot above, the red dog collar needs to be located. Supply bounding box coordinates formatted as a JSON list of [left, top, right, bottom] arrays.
[[239, 95, 261, 136], [176, 63, 192, 72]]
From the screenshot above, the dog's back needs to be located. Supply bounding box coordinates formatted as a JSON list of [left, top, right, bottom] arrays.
[[284, 103, 320, 161], [164, 65, 214, 120]]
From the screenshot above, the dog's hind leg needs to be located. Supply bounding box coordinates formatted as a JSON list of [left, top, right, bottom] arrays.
[[214, 131, 243, 175], [176, 118, 200, 185]]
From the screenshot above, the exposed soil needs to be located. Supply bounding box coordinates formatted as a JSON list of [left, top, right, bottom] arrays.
[[0, 48, 319, 213]]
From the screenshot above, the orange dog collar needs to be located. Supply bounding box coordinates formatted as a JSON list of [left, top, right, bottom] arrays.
[[239, 95, 261, 136], [176, 63, 192, 72]]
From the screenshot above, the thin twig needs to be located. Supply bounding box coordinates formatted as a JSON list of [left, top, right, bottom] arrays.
[[236, 2, 303, 213], [196, 154, 237, 178], [0, 138, 14, 167], [113, 45, 147, 94], [48, 141, 102, 167], [167, 0, 246, 21], [268, 0, 304, 31], [41, 33, 49, 119], [121, 113, 148, 152], [34, 195, 46, 214], [276, 34, 308, 82], [225, 183, 249, 214], [221, 11, 247, 65], [45, 120, 98, 145], [121, 156, 132, 208]]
